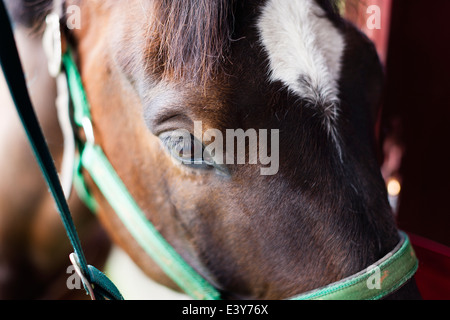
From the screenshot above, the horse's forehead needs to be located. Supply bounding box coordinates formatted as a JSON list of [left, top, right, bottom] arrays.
[[185, 0, 346, 129], [113, 0, 347, 131]]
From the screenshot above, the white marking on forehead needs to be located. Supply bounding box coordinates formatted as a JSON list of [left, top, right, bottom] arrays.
[[257, 0, 345, 122]]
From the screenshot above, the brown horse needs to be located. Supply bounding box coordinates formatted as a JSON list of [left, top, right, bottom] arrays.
[[0, 0, 421, 299]]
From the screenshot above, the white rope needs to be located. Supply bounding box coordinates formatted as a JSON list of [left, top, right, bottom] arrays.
[[43, 1, 75, 199]]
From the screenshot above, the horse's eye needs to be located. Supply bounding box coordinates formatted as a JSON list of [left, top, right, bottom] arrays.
[[159, 131, 215, 170]]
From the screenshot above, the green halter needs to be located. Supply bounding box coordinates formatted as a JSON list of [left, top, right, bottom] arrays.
[[63, 49, 418, 301]]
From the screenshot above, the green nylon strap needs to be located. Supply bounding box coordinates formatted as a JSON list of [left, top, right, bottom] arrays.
[[291, 232, 418, 300], [63, 53, 91, 129], [63, 50, 221, 301], [64, 51, 99, 212], [73, 153, 99, 213], [62, 49, 418, 301], [87, 264, 125, 300]]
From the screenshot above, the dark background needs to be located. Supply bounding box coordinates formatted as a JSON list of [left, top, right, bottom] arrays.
[[380, 0, 450, 247]]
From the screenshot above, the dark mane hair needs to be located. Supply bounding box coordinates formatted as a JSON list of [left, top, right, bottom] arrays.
[[151, 0, 237, 84]]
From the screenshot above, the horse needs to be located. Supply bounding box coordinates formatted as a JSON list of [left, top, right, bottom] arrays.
[[0, 0, 421, 300]]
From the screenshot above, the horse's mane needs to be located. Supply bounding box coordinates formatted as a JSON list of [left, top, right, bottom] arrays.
[[151, 0, 236, 84]]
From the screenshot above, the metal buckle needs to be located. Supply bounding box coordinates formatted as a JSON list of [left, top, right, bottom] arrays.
[[69, 253, 96, 300], [43, 13, 62, 77], [81, 116, 96, 146]]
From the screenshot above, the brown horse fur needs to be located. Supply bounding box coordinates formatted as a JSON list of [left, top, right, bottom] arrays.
[[1, 0, 421, 299]]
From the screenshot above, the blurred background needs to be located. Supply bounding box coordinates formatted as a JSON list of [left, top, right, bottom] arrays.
[[346, 0, 450, 299]]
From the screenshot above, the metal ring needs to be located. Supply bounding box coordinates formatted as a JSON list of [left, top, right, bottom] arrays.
[[81, 116, 95, 145], [43, 13, 62, 77], [69, 253, 96, 300]]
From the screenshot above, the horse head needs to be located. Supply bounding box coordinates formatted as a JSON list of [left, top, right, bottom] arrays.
[[3, 0, 420, 299]]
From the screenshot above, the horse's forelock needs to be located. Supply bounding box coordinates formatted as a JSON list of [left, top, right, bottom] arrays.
[[148, 0, 346, 83], [150, 0, 236, 84]]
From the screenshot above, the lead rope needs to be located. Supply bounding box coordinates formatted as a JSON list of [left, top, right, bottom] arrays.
[[0, 0, 123, 300]]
